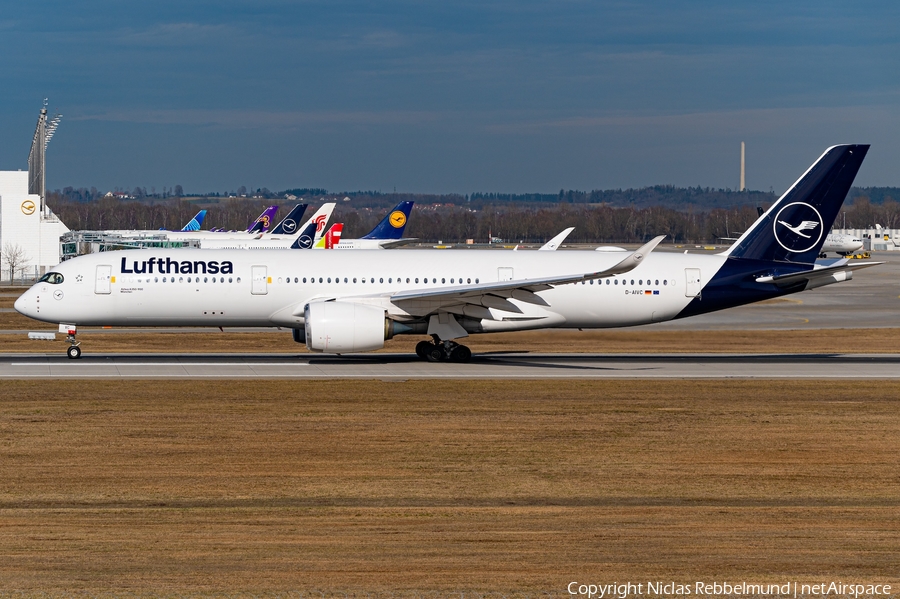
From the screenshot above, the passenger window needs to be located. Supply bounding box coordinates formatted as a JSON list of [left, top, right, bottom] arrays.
[[344, 278, 348, 283], [237, 277, 241, 283], [327, 277, 331, 283], [614, 279, 618, 285], [630, 279, 634, 285], [204, 277, 209, 283], [229, 277, 233, 283], [475, 278, 479, 283], [388, 278, 392, 283], [655, 280, 659, 285], [155, 277, 159, 283], [415, 278, 419, 283], [319, 277, 323, 283], [379, 278, 384, 283], [353, 278, 357, 283], [467, 278, 471, 284], [406, 278, 410, 283], [663, 279, 667, 285], [450, 278, 454, 284], [442, 278, 445, 284], [162, 277, 167, 283]]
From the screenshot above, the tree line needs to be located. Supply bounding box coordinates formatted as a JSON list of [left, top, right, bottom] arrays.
[[46, 191, 900, 245]]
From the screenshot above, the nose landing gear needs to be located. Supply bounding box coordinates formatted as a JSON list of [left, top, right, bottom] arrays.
[[60, 324, 82, 359]]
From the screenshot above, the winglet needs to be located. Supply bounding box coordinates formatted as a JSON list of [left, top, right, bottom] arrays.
[[539, 227, 574, 251], [600, 235, 666, 277]]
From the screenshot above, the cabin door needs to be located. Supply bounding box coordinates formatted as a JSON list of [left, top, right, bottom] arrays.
[[684, 268, 702, 298], [251, 265, 268, 295], [94, 265, 112, 294]]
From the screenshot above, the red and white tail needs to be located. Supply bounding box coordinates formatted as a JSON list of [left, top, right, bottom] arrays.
[[324, 223, 343, 249]]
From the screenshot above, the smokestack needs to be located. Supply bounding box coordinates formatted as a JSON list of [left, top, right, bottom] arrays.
[[740, 141, 745, 192]]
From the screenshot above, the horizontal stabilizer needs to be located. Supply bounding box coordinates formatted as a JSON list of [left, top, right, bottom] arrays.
[[755, 260, 882, 288]]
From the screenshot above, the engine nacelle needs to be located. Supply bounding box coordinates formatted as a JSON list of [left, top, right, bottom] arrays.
[[304, 301, 390, 353]]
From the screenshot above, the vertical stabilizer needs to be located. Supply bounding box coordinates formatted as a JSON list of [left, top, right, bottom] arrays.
[[361, 201, 414, 240], [725, 145, 869, 264], [247, 206, 279, 233], [269, 204, 308, 235]]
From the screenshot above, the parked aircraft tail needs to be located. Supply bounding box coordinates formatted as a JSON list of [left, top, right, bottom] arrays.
[[269, 204, 308, 235], [315, 223, 344, 249], [290, 220, 319, 249], [247, 206, 279, 233], [180, 210, 207, 232], [361, 201, 414, 240], [725, 145, 869, 264]]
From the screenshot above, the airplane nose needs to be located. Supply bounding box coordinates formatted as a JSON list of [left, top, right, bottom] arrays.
[[14, 293, 29, 316]]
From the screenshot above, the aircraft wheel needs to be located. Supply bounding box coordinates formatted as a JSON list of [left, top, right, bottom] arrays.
[[67, 345, 82, 360], [415, 340, 433, 360], [426, 346, 445, 362], [449, 345, 472, 363]]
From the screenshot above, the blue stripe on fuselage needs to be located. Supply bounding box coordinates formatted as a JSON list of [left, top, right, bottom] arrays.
[[674, 257, 812, 320]]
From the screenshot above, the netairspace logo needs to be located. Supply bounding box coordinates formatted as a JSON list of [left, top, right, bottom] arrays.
[[567, 581, 894, 598]]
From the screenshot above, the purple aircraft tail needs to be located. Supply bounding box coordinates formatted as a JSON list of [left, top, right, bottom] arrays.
[[247, 206, 279, 233]]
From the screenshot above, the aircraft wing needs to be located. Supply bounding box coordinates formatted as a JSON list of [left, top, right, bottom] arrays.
[[378, 238, 418, 249], [755, 260, 882, 288], [389, 235, 665, 317]]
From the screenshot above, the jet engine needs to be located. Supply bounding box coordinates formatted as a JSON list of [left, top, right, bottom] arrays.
[[304, 301, 393, 353]]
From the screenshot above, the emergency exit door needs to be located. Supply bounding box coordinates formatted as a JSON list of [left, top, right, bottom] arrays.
[[685, 268, 701, 298], [251, 265, 268, 295], [95, 265, 111, 294]]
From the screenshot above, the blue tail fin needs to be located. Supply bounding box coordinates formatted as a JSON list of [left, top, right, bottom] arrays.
[[290, 219, 319, 249], [361, 201, 414, 240], [180, 210, 207, 232], [269, 203, 308, 235], [727, 145, 869, 264], [247, 206, 279, 233]]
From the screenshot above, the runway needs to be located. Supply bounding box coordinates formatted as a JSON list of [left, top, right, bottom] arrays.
[[2, 352, 900, 379]]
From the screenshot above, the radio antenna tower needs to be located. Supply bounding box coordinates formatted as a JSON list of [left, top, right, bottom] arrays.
[[28, 99, 63, 209]]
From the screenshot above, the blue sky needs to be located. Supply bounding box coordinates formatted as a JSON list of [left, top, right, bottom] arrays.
[[1, 0, 898, 194]]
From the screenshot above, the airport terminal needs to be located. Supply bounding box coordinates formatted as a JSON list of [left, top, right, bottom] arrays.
[[0, 105, 69, 281]]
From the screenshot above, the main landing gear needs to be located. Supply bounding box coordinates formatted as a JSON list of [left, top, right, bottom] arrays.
[[415, 337, 472, 363]]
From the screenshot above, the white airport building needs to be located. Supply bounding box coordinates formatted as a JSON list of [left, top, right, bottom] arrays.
[[0, 106, 70, 282]]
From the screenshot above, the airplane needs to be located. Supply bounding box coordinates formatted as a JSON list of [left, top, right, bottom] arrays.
[[821, 232, 864, 256], [198, 203, 335, 250], [267, 203, 308, 235], [246, 205, 279, 233], [104, 205, 281, 241], [322, 201, 417, 249], [314, 223, 344, 249], [16, 145, 879, 363], [179, 210, 207, 232]]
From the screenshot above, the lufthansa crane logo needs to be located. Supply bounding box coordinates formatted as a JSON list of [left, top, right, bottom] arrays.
[[772, 201, 823, 253], [389, 211, 407, 228], [297, 234, 313, 248], [281, 219, 297, 233], [21, 200, 36, 215]]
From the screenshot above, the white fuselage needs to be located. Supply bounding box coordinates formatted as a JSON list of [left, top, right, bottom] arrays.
[[822, 233, 863, 255], [15, 249, 725, 331]]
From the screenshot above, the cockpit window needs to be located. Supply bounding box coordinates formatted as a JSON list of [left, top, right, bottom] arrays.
[[38, 272, 64, 284]]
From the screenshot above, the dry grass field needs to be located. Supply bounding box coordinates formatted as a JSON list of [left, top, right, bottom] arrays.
[[1, 379, 899, 596]]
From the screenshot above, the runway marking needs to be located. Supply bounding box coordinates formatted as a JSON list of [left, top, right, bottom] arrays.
[[10, 362, 309, 366]]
